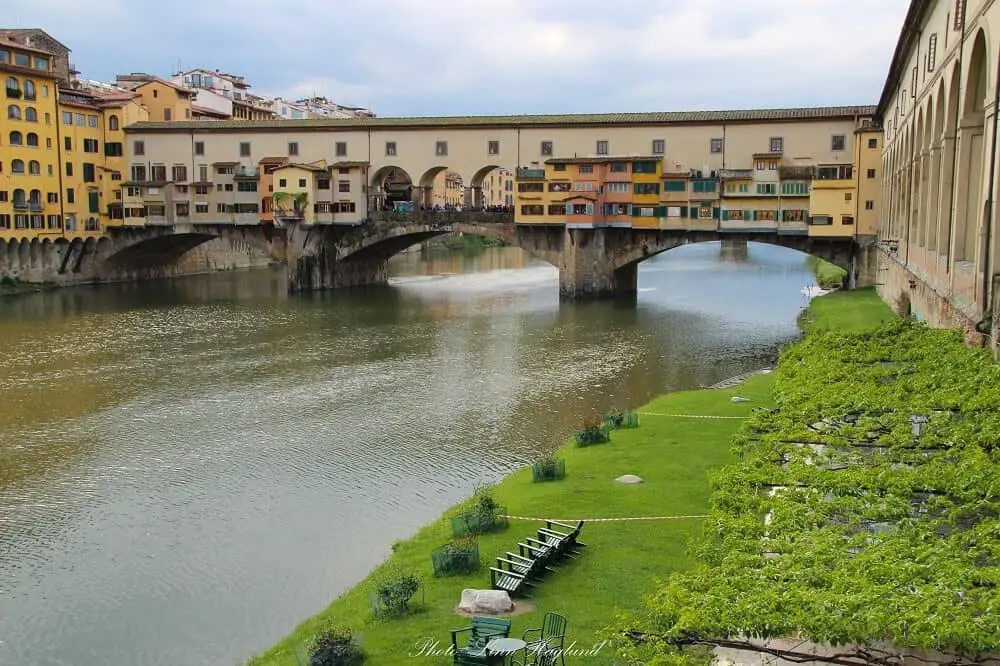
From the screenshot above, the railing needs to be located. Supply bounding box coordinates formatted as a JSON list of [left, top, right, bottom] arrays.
[[516, 168, 545, 179], [371, 210, 513, 225], [12, 200, 28, 211], [29, 202, 44, 212], [779, 166, 816, 180], [233, 166, 260, 179], [718, 169, 753, 179]]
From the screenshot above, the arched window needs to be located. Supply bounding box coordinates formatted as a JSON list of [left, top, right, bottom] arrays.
[[24, 107, 36, 122], [109, 115, 120, 130], [23, 80, 35, 100], [28, 160, 40, 175], [26, 132, 37, 146], [5, 76, 18, 94], [9, 130, 22, 145], [11, 159, 24, 174], [7, 104, 19, 119], [12, 189, 25, 206], [28, 189, 41, 205]]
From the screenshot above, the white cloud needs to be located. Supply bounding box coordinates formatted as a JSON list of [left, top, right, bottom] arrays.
[[7, 0, 910, 115]]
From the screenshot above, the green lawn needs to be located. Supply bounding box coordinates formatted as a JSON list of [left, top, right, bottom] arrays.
[[805, 256, 848, 289], [797, 288, 895, 333], [249, 289, 894, 666]]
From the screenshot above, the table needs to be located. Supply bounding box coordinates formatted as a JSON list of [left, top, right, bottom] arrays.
[[485, 637, 527, 665]]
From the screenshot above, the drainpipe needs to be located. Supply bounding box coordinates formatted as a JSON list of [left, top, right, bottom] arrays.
[[946, 0, 968, 268], [55, 103, 66, 239], [976, 48, 1000, 328]]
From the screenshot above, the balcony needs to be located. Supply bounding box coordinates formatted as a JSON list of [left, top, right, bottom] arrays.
[[516, 168, 545, 179], [29, 201, 44, 212], [779, 166, 816, 180], [6, 87, 21, 99], [718, 169, 753, 179], [233, 166, 260, 180], [12, 200, 28, 211]]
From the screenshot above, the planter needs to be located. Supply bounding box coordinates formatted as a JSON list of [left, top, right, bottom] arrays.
[[431, 539, 480, 576], [451, 508, 508, 537], [531, 458, 566, 482], [574, 424, 611, 447]]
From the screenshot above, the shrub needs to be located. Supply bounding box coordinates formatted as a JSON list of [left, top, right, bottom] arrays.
[[575, 416, 611, 447], [370, 569, 421, 617], [531, 455, 566, 482], [604, 408, 640, 430], [308, 626, 364, 666], [450, 486, 508, 536], [431, 537, 480, 576]]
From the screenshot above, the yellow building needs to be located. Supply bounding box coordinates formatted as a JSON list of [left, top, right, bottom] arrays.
[[115, 74, 194, 122], [0, 38, 61, 240], [430, 169, 464, 208], [272, 161, 328, 225], [855, 127, 881, 237]]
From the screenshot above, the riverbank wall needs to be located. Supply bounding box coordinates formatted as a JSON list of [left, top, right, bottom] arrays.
[[248, 289, 893, 666], [0, 227, 286, 288]]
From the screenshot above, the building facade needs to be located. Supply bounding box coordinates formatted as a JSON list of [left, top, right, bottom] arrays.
[[877, 0, 1000, 342], [116, 74, 194, 122]]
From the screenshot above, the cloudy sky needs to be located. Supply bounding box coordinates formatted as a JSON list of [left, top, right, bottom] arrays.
[[9, 0, 909, 117]]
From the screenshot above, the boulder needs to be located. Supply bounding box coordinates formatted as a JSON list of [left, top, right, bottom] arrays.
[[730, 396, 751, 403], [615, 474, 644, 484], [458, 589, 514, 615]]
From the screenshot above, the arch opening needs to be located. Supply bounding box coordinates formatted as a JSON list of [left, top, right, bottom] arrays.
[[369, 166, 413, 212], [105, 232, 218, 267], [469, 165, 515, 211]]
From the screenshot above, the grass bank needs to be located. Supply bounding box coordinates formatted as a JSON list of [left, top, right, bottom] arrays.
[[250, 290, 894, 666], [805, 256, 848, 289]]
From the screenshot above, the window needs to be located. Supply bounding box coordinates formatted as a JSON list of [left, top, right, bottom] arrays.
[[845, 193, 853, 202], [831, 135, 846, 151], [195, 185, 208, 195], [195, 203, 209, 214], [88, 191, 100, 213], [131, 164, 147, 181], [13, 53, 28, 67], [723, 209, 744, 221], [74, 113, 84, 126], [33, 56, 49, 71], [609, 162, 627, 173], [194, 141, 204, 156], [335, 141, 347, 156], [83, 139, 99, 153], [88, 115, 98, 128], [634, 183, 660, 195], [61, 111, 71, 125], [298, 178, 306, 187], [83, 163, 95, 182], [65, 188, 74, 204], [133, 140, 145, 156], [338, 181, 350, 193], [64, 162, 73, 177], [5, 76, 17, 95], [288, 141, 298, 156], [488, 140, 499, 155], [104, 142, 123, 157], [578, 165, 594, 174], [605, 182, 629, 193], [927, 33, 938, 71], [172, 165, 187, 182], [435, 141, 448, 156], [652, 139, 665, 155], [781, 182, 809, 195], [541, 141, 553, 156], [663, 180, 686, 192], [842, 215, 855, 225], [518, 182, 544, 193], [710, 138, 724, 153], [176, 202, 190, 217], [23, 80, 35, 101], [9, 130, 21, 145], [7, 104, 19, 120], [47, 214, 60, 228], [783, 209, 807, 222], [0, 49, 7, 63], [11, 159, 24, 174], [770, 137, 784, 153], [385, 141, 396, 156], [596, 140, 608, 155], [756, 183, 776, 195], [520, 204, 544, 216], [868, 138, 878, 149], [692, 180, 716, 193], [237, 181, 257, 192], [0, 214, 9, 229], [317, 178, 330, 190], [817, 165, 853, 180], [44, 112, 49, 125], [239, 142, 251, 157], [865, 200, 875, 210], [28, 160, 39, 175], [548, 204, 567, 216], [867, 168, 876, 178], [47, 192, 57, 203], [278, 178, 287, 187], [109, 115, 119, 131], [955, 0, 964, 29]]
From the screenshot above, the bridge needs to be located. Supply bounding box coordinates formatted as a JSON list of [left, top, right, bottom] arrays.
[[283, 212, 875, 297]]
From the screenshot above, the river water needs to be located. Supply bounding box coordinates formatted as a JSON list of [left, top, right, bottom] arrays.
[[0, 242, 818, 666]]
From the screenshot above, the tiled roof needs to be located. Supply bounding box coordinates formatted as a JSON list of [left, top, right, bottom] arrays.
[[545, 155, 663, 164], [331, 161, 370, 168], [126, 105, 877, 133]]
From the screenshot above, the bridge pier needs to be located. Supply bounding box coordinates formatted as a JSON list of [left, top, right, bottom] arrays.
[[720, 238, 749, 262], [285, 223, 391, 292], [847, 236, 877, 289], [556, 227, 639, 299]]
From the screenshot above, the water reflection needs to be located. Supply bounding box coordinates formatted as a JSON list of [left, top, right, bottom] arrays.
[[0, 241, 818, 666]]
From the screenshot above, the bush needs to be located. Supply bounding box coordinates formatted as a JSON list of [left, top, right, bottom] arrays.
[[575, 416, 611, 447], [308, 626, 364, 666], [531, 455, 566, 482], [603, 408, 639, 430], [431, 537, 480, 576], [450, 486, 508, 537], [370, 570, 421, 618]]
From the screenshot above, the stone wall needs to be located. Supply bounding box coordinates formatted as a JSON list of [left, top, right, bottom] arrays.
[[0, 227, 286, 287]]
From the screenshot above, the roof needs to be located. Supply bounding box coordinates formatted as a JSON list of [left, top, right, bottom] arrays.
[[546, 155, 663, 165], [124, 75, 196, 96], [752, 152, 784, 159], [876, 0, 931, 120], [191, 104, 229, 118], [0, 28, 69, 53], [125, 105, 878, 133], [331, 161, 370, 168], [274, 162, 328, 173], [258, 156, 288, 164]]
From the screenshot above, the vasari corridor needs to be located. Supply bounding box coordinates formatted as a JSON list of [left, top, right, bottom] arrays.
[[3, 0, 1000, 664]]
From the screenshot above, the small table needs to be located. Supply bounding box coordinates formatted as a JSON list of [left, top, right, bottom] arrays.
[[485, 637, 527, 665]]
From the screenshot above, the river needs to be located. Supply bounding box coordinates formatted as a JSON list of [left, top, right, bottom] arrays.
[[0, 242, 819, 666]]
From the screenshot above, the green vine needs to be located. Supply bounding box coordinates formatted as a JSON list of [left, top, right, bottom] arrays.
[[629, 320, 1000, 662]]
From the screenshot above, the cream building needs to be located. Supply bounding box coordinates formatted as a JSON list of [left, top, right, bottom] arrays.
[[878, 0, 1000, 342]]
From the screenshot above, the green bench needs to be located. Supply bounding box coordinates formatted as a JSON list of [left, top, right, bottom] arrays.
[[451, 616, 512, 665]]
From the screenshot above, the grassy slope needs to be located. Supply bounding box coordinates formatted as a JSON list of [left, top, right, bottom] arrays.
[[250, 290, 894, 666], [805, 256, 848, 289]]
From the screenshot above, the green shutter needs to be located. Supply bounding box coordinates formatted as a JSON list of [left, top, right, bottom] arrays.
[[713, 206, 720, 220], [88, 191, 100, 213], [680, 206, 689, 218], [744, 210, 752, 221]]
